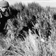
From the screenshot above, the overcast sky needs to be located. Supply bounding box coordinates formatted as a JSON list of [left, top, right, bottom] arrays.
[[0, 0, 56, 7]]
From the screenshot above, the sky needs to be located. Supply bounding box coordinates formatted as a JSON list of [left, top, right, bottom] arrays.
[[0, 0, 56, 7]]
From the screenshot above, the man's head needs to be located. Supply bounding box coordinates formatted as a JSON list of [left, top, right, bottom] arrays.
[[0, 0, 9, 8], [0, 0, 11, 18]]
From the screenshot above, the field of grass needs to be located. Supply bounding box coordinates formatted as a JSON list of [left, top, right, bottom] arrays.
[[0, 2, 56, 56]]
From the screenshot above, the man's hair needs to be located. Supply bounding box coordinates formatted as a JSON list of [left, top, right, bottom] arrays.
[[0, 1, 9, 8]]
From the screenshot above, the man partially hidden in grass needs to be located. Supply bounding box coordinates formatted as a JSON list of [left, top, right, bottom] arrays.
[[0, 0, 11, 35]]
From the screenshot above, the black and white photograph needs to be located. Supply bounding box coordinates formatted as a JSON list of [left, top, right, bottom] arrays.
[[0, 0, 56, 56]]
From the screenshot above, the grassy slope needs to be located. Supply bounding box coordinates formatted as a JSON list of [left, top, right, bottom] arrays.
[[0, 2, 56, 56]]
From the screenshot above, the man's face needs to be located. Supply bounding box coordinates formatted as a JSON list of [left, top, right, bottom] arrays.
[[0, 7, 7, 18], [0, 7, 10, 18], [0, 7, 7, 12]]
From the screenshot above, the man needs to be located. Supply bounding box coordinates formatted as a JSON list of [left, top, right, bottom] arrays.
[[0, 0, 11, 34]]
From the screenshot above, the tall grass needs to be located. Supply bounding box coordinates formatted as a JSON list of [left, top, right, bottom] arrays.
[[0, 2, 56, 56]]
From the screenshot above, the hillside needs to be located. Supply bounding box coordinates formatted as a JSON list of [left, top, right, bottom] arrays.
[[0, 2, 56, 56]]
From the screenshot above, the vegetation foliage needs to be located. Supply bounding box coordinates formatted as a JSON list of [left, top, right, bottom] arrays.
[[0, 2, 56, 56]]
